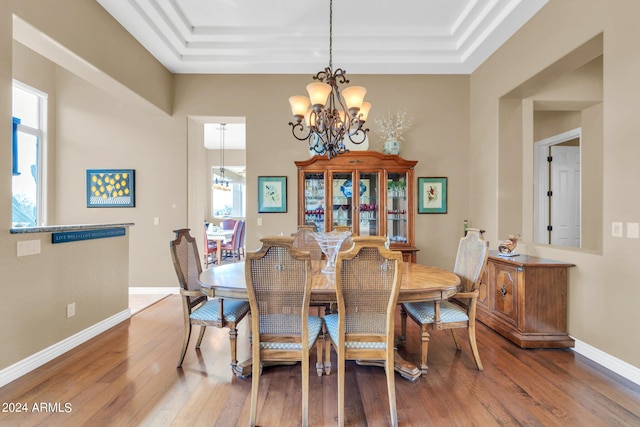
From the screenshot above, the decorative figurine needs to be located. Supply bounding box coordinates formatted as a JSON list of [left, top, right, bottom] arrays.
[[498, 234, 521, 255]]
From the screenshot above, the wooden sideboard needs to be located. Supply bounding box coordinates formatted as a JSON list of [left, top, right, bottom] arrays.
[[476, 251, 575, 348]]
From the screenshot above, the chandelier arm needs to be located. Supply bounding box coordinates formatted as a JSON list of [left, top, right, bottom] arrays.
[[289, 121, 312, 141]]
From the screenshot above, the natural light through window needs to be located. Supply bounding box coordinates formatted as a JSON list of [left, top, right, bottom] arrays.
[[12, 81, 46, 227]]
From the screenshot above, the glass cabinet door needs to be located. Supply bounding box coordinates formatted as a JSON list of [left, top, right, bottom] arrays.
[[358, 172, 379, 236], [303, 172, 325, 231], [331, 172, 353, 230], [387, 172, 408, 244]]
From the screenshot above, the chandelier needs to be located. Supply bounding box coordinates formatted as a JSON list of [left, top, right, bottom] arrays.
[[213, 123, 230, 191], [288, 0, 371, 159]]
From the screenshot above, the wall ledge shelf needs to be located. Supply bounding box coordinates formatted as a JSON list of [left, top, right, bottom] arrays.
[[10, 223, 135, 234]]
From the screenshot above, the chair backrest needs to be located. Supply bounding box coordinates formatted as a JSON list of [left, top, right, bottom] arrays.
[[245, 236, 312, 340], [230, 219, 244, 250], [170, 229, 205, 304], [335, 236, 403, 338], [238, 219, 246, 249], [220, 219, 237, 231], [453, 228, 490, 293]]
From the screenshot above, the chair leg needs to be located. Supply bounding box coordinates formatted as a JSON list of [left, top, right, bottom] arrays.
[[468, 323, 484, 371], [177, 323, 192, 368], [195, 325, 206, 349], [399, 305, 407, 348], [450, 329, 462, 350], [337, 349, 345, 427], [386, 356, 398, 427], [249, 349, 260, 426], [324, 336, 332, 375], [302, 350, 310, 427], [419, 325, 430, 375], [315, 332, 324, 376], [228, 327, 239, 368]]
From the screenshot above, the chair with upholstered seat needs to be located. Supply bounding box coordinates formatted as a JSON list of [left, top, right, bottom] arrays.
[[400, 228, 489, 374], [203, 223, 218, 267], [324, 236, 403, 427], [245, 236, 324, 427], [219, 218, 237, 231], [170, 229, 250, 370], [220, 219, 244, 262]]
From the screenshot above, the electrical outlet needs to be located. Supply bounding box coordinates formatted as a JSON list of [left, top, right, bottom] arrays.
[[67, 303, 76, 318], [627, 222, 639, 239], [612, 222, 623, 237], [153, 217, 159, 225], [257, 217, 263, 226]]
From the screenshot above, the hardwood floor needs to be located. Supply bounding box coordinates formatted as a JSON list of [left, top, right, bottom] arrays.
[[1, 295, 639, 426]]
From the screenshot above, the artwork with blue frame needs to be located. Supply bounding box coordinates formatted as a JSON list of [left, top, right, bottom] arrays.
[[86, 169, 135, 207]]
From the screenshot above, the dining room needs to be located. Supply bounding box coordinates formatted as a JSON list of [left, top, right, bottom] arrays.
[[3, 0, 640, 426]]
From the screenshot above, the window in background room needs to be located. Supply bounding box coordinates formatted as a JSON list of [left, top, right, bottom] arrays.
[[12, 81, 47, 227], [212, 172, 245, 218]]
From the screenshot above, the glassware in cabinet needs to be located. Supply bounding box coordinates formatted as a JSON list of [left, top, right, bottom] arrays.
[[303, 172, 325, 231], [387, 172, 408, 244]]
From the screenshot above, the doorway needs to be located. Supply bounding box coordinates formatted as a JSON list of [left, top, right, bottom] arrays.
[[534, 128, 581, 247]]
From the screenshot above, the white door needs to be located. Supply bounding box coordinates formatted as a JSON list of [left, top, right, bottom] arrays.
[[550, 145, 581, 247]]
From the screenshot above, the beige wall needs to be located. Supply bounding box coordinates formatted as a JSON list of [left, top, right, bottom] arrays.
[[3, 0, 639, 374], [470, 0, 640, 367]]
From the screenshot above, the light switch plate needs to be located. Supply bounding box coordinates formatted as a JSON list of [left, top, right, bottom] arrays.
[[612, 222, 623, 237], [627, 222, 639, 239]]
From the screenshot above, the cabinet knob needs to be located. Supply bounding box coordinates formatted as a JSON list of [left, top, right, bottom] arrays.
[[499, 284, 508, 299]]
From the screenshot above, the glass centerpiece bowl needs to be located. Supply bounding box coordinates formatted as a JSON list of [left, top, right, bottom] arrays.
[[310, 230, 352, 274]]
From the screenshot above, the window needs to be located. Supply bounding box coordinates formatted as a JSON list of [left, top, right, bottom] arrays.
[[212, 170, 245, 218], [12, 81, 47, 227]]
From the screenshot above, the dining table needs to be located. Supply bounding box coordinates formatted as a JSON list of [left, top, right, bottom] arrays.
[[206, 229, 235, 265], [198, 260, 460, 381]]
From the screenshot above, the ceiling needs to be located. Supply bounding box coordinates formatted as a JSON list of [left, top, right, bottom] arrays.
[[97, 0, 548, 75]]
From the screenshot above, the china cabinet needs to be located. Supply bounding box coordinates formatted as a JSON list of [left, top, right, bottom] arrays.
[[295, 151, 418, 261]]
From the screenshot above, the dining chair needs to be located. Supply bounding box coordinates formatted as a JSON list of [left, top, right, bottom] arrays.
[[203, 223, 218, 267], [400, 228, 489, 374], [324, 236, 403, 427], [220, 218, 237, 231], [170, 229, 250, 370], [237, 218, 247, 259], [220, 219, 244, 262], [245, 236, 324, 427]]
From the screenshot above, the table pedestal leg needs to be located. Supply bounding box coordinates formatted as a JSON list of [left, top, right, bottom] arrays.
[[355, 350, 421, 382]]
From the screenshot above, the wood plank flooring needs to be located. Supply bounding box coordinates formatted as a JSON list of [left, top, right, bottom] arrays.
[[1, 295, 639, 426]]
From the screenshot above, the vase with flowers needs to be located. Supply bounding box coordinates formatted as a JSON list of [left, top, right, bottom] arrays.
[[374, 109, 413, 155]]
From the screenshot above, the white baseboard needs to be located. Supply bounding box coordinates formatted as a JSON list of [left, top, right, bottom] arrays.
[[0, 309, 131, 388], [573, 338, 640, 386], [129, 286, 179, 294]]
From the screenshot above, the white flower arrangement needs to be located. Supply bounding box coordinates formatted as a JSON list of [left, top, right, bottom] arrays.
[[374, 109, 414, 142]]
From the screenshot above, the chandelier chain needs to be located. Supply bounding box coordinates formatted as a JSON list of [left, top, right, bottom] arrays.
[[329, 0, 333, 70]]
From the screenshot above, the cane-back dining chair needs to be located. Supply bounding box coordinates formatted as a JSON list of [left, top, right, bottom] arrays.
[[170, 229, 250, 369], [324, 236, 403, 427], [400, 228, 489, 374], [245, 236, 324, 427]]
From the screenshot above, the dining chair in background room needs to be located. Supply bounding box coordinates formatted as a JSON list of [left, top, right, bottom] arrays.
[[245, 236, 324, 427], [203, 223, 218, 267], [400, 228, 489, 374], [220, 219, 244, 262], [220, 218, 237, 231], [237, 218, 247, 259], [324, 236, 403, 427], [170, 229, 250, 370]]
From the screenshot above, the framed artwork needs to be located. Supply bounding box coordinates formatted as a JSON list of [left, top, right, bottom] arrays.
[[86, 169, 135, 208], [258, 176, 287, 213], [418, 177, 447, 214]]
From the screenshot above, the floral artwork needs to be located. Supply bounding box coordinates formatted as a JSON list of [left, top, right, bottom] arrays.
[[258, 176, 287, 213], [418, 177, 447, 214], [86, 169, 135, 207]]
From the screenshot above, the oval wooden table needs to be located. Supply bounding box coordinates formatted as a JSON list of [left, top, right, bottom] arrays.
[[199, 261, 460, 381]]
